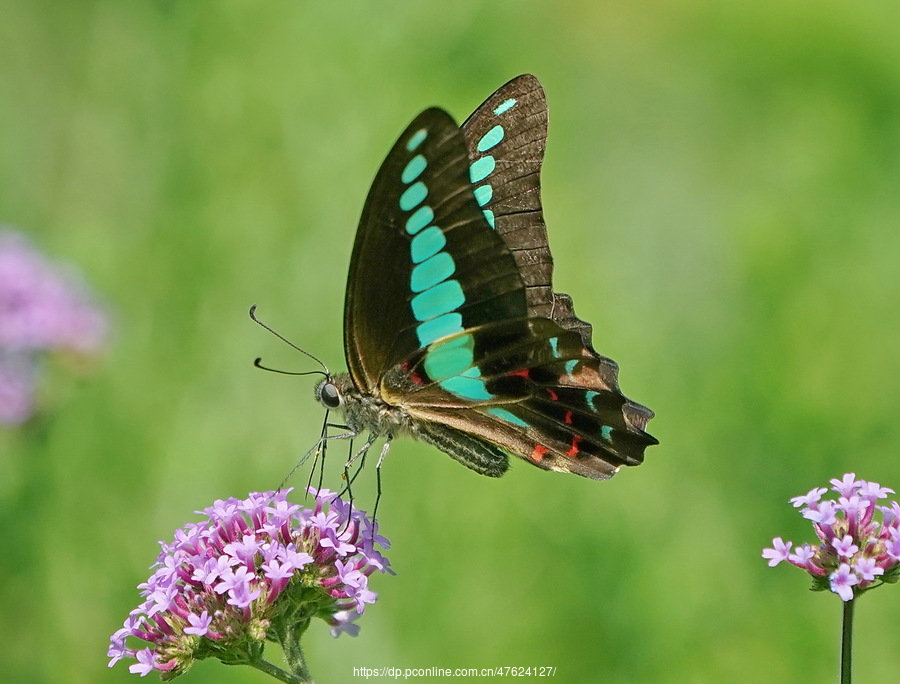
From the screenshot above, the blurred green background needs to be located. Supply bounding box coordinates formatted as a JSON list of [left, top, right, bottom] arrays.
[[2, 0, 899, 682]]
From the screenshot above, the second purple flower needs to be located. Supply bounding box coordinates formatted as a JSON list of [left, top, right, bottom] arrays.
[[763, 473, 900, 601]]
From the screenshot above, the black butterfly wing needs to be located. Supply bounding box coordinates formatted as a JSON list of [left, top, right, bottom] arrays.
[[461, 74, 655, 434], [343, 79, 656, 480], [461, 74, 555, 318], [343, 108, 529, 393]]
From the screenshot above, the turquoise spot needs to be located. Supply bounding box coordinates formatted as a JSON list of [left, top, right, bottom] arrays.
[[483, 209, 495, 228], [473, 184, 493, 207], [487, 407, 528, 427], [400, 182, 427, 211], [416, 313, 463, 347], [401, 155, 427, 184], [411, 252, 456, 293], [565, 359, 578, 375], [406, 129, 427, 151], [493, 98, 516, 115], [410, 226, 446, 263], [440, 374, 493, 401], [585, 390, 599, 406], [424, 334, 475, 380], [411, 279, 465, 321], [405, 205, 434, 235], [601, 426, 613, 442], [469, 156, 496, 183], [549, 337, 560, 357], [477, 125, 505, 152]]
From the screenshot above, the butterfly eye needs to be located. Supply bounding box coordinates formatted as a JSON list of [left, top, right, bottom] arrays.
[[317, 381, 342, 409]]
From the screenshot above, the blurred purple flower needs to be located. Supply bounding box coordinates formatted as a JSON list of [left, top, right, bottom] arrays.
[[763, 473, 900, 601], [0, 356, 36, 424], [0, 228, 108, 424], [108, 488, 392, 679]]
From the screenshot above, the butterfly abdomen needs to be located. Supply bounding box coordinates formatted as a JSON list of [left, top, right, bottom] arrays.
[[413, 420, 509, 477]]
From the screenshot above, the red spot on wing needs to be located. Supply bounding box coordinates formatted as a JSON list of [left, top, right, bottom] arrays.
[[564, 410, 573, 424], [400, 360, 424, 385], [566, 435, 582, 457], [510, 369, 530, 378], [531, 444, 548, 462], [546, 388, 559, 401]]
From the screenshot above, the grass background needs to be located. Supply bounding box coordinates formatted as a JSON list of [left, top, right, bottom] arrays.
[[2, 1, 900, 682]]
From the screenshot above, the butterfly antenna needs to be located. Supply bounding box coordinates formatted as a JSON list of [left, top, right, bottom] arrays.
[[249, 305, 330, 375], [253, 358, 326, 377]]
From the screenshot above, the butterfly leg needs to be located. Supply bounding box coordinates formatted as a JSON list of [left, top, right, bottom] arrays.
[[339, 433, 378, 505], [316, 421, 358, 486], [345, 432, 377, 469], [371, 436, 393, 524], [283, 418, 360, 491]]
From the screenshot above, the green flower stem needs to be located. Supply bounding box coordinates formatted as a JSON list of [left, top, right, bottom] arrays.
[[281, 620, 314, 683], [840, 598, 854, 684], [248, 658, 309, 684]]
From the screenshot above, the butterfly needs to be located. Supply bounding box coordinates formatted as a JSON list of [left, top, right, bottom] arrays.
[[310, 74, 657, 480]]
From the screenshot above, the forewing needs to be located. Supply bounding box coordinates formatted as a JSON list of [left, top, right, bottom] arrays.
[[462, 74, 555, 318], [344, 108, 528, 392], [462, 74, 654, 429]]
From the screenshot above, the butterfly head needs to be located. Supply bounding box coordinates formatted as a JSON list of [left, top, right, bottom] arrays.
[[314, 376, 343, 410], [314, 372, 412, 439]]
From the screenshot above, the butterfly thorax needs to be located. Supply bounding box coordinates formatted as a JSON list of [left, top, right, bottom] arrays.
[[318, 372, 413, 438]]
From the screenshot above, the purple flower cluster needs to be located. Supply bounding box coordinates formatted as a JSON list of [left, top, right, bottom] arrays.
[[0, 229, 107, 424], [108, 488, 391, 678], [763, 473, 900, 601]]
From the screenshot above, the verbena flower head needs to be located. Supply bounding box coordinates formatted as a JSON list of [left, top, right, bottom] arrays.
[[108, 488, 392, 679], [763, 473, 900, 601], [0, 228, 108, 424]]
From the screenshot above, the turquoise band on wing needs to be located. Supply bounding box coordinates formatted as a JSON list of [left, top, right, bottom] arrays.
[[477, 125, 505, 152], [440, 374, 493, 401], [423, 334, 475, 381], [405, 205, 434, 235], [469, 156, 495, 184], [411, 280, 464, 321], [416, 313, 462, 347], [493, 98, 516, 116], [469, 113, 515, 230], [400, 182, 427, 211], [399, 126, 494, 402], [473, 185, 493, 207], [410, 252, 456, 293], [406, 128, 428, 151], [487, 407, 529, 427], [410, 226, 447, 263], [401, 154, 427, 184]]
